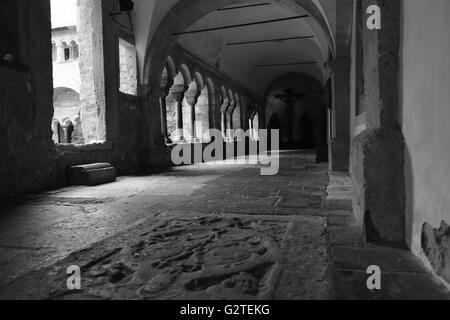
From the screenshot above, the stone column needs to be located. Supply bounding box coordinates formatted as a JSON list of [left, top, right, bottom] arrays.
[[185, 90, 201, 143], [248, 118, 254, 140], [57, 45, 65, 62], [226, 100, 235, 141], [328, 59, 351, 171], [51, 119, 61, 143], [220, 96, 229, 139], [77, 0, 106, 143], [350, 0, 405, 245], [159, 78, 174, 144], [170, 90, 186, 142], [61, 120, 74, 144]]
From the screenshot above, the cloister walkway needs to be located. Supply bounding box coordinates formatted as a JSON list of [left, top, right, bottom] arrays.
[[0, 151, 448, 299]]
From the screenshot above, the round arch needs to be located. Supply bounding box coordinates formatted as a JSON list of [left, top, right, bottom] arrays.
[[143, 0, 336, 91]]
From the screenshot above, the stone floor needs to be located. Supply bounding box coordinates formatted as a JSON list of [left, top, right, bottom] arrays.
[[0, 151, 448, 300]]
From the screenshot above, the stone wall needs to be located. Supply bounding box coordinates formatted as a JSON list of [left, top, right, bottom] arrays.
[[401, 0, 450, 283], [0, 0, 167, 197], [119, 39, 138, 96], [350, 0, 405, 246], [52, 28, 80, 92]]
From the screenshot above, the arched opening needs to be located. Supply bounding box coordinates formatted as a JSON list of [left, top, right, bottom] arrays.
[[166, 71, 185, 142], [142, 0, 334, 151], [61, 41, 70, 61], [233, 93, 242, 134], [53, 87, 84, 144], [53, 87, 81, 122], [206, 78, 217, 131], [196, 85, 210, 142], [265, 73, 327, 161], [50, 0, 106, 145]]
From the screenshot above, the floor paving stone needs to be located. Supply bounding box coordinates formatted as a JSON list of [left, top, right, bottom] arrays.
[[0, 151, 448, 299]]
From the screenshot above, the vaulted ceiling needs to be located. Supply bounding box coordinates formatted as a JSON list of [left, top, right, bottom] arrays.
[[132, 0, 336, 98], [176, 1, 329, 96]]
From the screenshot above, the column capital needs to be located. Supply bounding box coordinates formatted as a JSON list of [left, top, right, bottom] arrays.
[[185, 90, 201, 107], [170, 84, 188, 103], [159, 78, 174, 98]]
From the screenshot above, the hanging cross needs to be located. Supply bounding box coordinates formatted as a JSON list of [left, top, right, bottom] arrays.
[[275, 88, 310, 143]]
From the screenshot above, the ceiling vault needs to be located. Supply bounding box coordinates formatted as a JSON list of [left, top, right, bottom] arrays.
[[254, 61, 317, 68], [217, 3, 272, 11], [173, 14, 309, 36], [227, 35, 314, 46]]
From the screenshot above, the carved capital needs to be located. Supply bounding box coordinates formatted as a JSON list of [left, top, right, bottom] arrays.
[[160, 78, 174, 98], [185, 90, 201, 107], [170, 84, 188, 102]]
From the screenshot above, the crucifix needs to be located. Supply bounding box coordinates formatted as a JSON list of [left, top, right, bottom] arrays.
[[275, 88, 310, 144]]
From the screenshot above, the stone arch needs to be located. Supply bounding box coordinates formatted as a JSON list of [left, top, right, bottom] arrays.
[[192, 71, 210, 141], [193, 71, 205, 91], [183, 69, 200, 141], [165, 56, 178, 80], [166, 71, 186, 141], [233, 92, 242, 131], [205, 77, 217, 130], [143, 0, 336, 91], [219, 85, 230, 138], [227, 90, 236, 135], [61, 118, 74, 144], [264, 72, 326, 152], [53, 87, 81, 124], [60, 41, 70, 61], [179, 63, 192, 86]]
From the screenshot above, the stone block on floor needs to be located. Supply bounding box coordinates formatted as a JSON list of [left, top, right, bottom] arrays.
[[68, 163, 117, 186]]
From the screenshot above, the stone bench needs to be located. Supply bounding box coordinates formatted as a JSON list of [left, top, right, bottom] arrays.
[[68, 163, 116, 186]]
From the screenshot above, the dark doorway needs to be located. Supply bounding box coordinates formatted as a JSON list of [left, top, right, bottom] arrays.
[[298, 112, 315, 149]]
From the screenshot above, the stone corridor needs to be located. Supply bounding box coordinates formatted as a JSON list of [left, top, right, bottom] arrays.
[[0, 151, 448, 300]]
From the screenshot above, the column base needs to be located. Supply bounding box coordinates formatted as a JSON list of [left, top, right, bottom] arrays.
[[329, 137, 350, 171], [350, 126, 405, 246]]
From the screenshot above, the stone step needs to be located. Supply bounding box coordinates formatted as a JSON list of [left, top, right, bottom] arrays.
[[68, 163, 116, 186]]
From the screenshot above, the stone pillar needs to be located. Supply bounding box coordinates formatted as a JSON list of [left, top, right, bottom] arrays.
[[226, 100, 235, 141], [77, 0, 106, 143], [248, 118, 254, 140], [329, 59, 351, 171], [61, 119, 74, 144], [328, 0, 354, 171], [350, 0, 405, 245], [51, 119, 61, 143], [159, 78, 174, 144], [220, 96, 229, 139], [185, 90, 200, 142], [253, 113, 260, 140], [57, 45, 65, 62], [171, 90, 185, 142]]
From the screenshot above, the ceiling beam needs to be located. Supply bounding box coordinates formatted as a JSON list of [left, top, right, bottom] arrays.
[[173, 15, 309, 36], [217, 3, 272, 11], [254, 61, 317, 68], [227, 35, 314, 46]]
